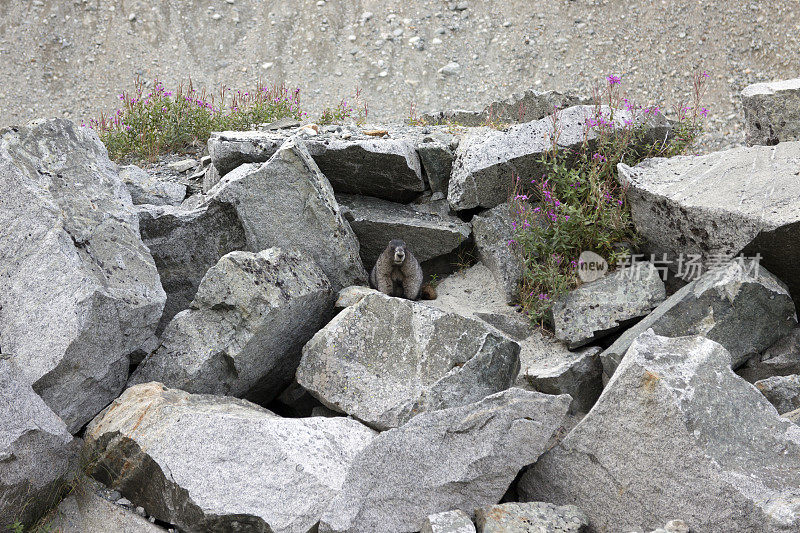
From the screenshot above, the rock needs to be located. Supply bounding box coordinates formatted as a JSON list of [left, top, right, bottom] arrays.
[[130, 248, 334, 402], [208, 129, 285, 176], [0, 118, 165, 432], [47, 477, 166, 533], [0, 358, 79, 530], [318, 388, 571, 533], [600, 261, 797, 379], [515, 331, 603, 414], [471, 202, 524, 303], [421, 510, 476, 533], [438, 61, 461, 76], [552, 262, 666, 349], [201, 162, 221, 193], [118, 165, 186, 206], [206, 138, 367, 291], [755, 374, 800, 414], [519, 331, 800, 533], [783, 407, 800, 425], [85, 383, 376, 533], [482, 89, 591, 125], [449, 105, 671, 210], [166, 159, 197, 173], [618, 141, 800, 307], [337, 193, 471, 267], [335, 285, 383, 309], [137, 201, 247, 334], [474, 502, 589, 533], [296, 292, 521, 430], [741, 78, 800, 145], [417, 135, 456, 197], [421, 109, 485, 127], [738, 326, 800, 382]]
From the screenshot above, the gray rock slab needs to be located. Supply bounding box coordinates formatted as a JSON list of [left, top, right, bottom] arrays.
[[755, 374, 800, 414], [206, 138, 367, 291], [519, 330, 800, 533], [738, 326, 800, 383], [129, 248, 334, 401], [296, 292, 521, 430], [742, 78, 800, 145], [137, 201, 247, 334], [472, 202, 524, 304], [474, 502, 589, 533], [552, 262, 666, 349], [208, 129, 285, 176], [335, 285, 383, 309], [119, 165, 186, 206], [338, 193, 471, 267], [318, 388, 571, 533], [421, 510, 476, 533], [618, 140, 800, 307], [600, 261, 797, 379], [0, 118, 165, 432], [85, 382, 377, 533]]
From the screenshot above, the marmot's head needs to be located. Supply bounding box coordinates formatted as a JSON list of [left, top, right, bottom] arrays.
[[388, 239, 407, 265]]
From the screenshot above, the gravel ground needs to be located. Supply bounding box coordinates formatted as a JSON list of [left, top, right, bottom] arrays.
[[1, 0, 798, 153]]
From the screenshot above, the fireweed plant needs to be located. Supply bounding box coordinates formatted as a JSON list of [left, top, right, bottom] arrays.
[[510, 72, 709, 323], [85, 77, 305, 162], [318, 87, 368, 126]]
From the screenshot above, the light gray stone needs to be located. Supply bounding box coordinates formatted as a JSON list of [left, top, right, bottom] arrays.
[[474, 502, 589, 533], [335, 285, 383, 309], [421, 109, 485, 127], [472, 202, 524, 304], [519, 331, 800, 533], [129, 248, 334, 402], [85, 382, 376, 533], [552, 262, 666, 349], [209, 129, 285, 176], [207, 138, 367, 291], [738, 326, 800, 383], [338, 193, 471, 267], [0, 358, 78, 530], [742, 78, 800, 145], [600, 261, 797, 379], [417, 135, 456, 197], [449, 105, 671, 210], [783, 407, 800, 425], [201, 162, 220, 193], [137, 200, 247, 334], [119, 165, 186, 206], [296, 292, 521, 430], [0, 118, 166, 432], [481, 89, 591, 125], [618, 141, 800, 306], [755, 374, 800, 414], [318, 388, 571, 533], [166, 158, 197, 173], [421, 510, 476, 533]]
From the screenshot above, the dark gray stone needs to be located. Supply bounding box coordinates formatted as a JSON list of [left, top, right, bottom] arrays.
[[755, 374, 800, 414], [741, 78, 800, 145]]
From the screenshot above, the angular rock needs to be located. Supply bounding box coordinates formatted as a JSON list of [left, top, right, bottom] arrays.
[[600, 261, 797, 379], [738, 326, 800, 382], [421, 510, 476, 533], [471, 202, 524, 304], [48, 477, 166, 533], [0, 119, 165, 432], [207, 139, 367, 290], [784, 407, 800, 425], [335, 285, 383, 309], [552, 262, 666, 349], [119, 165, 186, 206], [755, 374, 800, 414], [742, 78, 800, 145], [296, 292, 521, 430], [201, 162, 220, 193], [166, 158, 197, 173], [208, 129, 285, 176], [137, 201, 247, 334], [618, 141, 800, 306], [474, 502, 589, 533], [450, 105, 671, 210], [519, 331, 800, 533], [417, 133, 456, 197], [481, 89, 591, 125], [0, 358, 78, 530], [130, 248, 334, 401], [85, 383, 376, 533], [318, 388, 571, 533], [338, 193, 471, 267], [421, 109, 485, 127]]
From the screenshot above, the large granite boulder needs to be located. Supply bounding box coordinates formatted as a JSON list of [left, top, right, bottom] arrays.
[[618, 141, 800, 307], [755, 374, 800, 414], [206, 138, 367, 291], [84, 383, 376, 533], [552, 262, 666, 348], [741, 78, 800, 145], [337, 193, 471, 267], [296, 292, 521, 430], [137, 201, 247, 334], [129, 248, 334, 401], [474, 502, 589, 533], [119, 165, 186, 206], [600, 261, 797, 379], [519, 331, 800, 533], [471, 202, 524, 304], [0, 119, 165, 432], [0, 358, 79, 530], [449, 105, 671, 211], [318, 388, 571, 533]]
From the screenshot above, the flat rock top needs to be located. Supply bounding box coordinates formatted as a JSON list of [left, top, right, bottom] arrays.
[[742, 78, 800, 97], [620, 141, 800, 228], [212, 124, 458, 145]]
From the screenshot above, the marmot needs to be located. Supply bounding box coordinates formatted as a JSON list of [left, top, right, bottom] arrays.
[[369, 239, 436, 300]]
